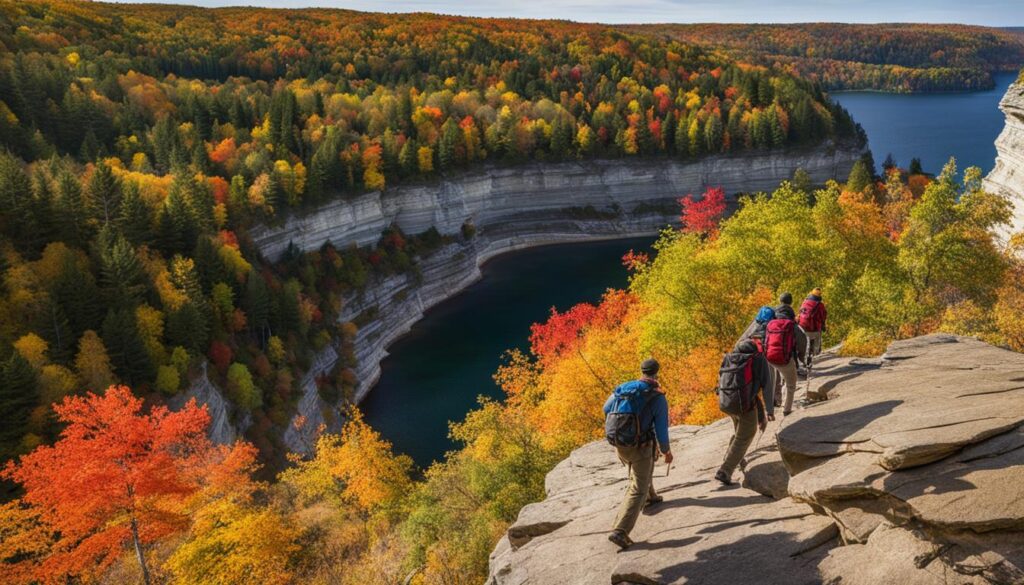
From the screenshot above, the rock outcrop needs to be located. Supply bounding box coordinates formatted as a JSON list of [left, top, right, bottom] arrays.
[[984, 79, 1024, 240], [252, 147, 862, 452], [168, 362, 250, 445], [488, 335, 1024, 584]]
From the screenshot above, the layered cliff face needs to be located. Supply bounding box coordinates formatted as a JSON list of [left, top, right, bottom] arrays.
[[488, 335, 1024, 585], [984, 80, 1024, 239], [250, 145, 862, 452]]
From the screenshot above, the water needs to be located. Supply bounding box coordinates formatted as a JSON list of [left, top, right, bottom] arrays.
[[831, 73, 1015, 175], [362, 237, 656, 467]]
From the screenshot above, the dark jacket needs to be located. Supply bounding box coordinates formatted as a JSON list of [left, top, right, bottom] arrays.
[[731, 339, 774, 419], [603, 378, 671, 453], [774, 303, 796, 321]]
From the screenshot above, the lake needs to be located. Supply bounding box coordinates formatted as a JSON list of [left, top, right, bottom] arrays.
[[362, 237, 656, 467], [830, 73, 1015, 175]]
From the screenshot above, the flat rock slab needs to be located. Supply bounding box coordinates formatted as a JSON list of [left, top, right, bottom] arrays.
[[779, 335, 1024, 473], [490, 423, 836, 585]]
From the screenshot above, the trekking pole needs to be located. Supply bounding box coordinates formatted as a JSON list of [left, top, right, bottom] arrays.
[[805, 337, 814, 400], [665, 460, 672, 477]]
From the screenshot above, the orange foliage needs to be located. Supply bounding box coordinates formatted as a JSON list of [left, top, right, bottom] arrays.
[[1, 386, 253, 583]]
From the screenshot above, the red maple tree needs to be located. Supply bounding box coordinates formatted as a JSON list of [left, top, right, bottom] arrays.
[[2, 386, 248, 584], [679, 186, 727, 237]]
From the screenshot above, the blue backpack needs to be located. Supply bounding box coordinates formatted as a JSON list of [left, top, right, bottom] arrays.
[[604, 380, 657, 447]]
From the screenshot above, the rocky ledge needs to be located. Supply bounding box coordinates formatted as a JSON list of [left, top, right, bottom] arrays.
[[984, 80, 1024, 240], [487, 335, 1024, 584]]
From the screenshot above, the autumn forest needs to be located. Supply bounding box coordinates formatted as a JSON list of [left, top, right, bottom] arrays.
[[0, 1, 1023, 584]]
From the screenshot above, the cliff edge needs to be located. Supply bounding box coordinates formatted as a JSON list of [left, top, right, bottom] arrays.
[[488, 335, 1024, 585], [984, 80, 1024, 240]]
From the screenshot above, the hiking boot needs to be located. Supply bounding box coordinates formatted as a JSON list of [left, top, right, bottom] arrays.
[[714, 469, 734, 485], [608, 530, 633, 550], [644, 494, 664, 508], [783, 410, 793, 417]]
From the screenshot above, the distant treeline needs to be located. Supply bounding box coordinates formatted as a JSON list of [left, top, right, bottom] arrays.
[[625, 23, 1024, 92]]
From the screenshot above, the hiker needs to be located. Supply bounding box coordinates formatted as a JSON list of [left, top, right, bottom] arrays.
[[768, 292, 808, 415], [604, 358, 672, 550], [715, 339, 773, 485], [739, 305, 776, 344], [799, 288, 827, 357]]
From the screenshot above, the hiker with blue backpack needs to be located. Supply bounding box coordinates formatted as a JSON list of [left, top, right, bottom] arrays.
[[715, 337, 774, 485], [604, 358, 672, 550]]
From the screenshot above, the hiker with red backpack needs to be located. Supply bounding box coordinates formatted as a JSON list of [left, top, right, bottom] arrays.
[[714, 338, 773, 485], [799, 288, 828, 357], [604, 359, 672, 550], [767, 292, 809, 415]]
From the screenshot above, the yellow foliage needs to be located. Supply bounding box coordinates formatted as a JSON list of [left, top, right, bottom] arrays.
[[280, 409, 412, 515], [839, 328, 891, 357], [14, 333, 48, 370]]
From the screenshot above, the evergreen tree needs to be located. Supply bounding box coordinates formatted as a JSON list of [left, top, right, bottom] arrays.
[[98, 229, 146, 308], [52, 255, 102, 338], [101, 308, 154, 386], [118, 182, 152, 246], [399, 138, 418, 177], [56, 171, 89, 248], [846, 160, 872, 193], [166, 302, 209, 356], [87, 161, 122, 225], [909, 157, 924, 175], [244, 270, 272, 346], [0, 353, 37, 459]]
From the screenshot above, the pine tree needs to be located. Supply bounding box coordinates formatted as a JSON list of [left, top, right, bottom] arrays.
[[87, 161, 122, 225], [399, 138, 418, 177], [101, 308, 155, 385], [99, 229, 146, 308], [52, 255, 102, 337], [846, 160, 872, 193], [56, 171, 89, 248], [245, 270, 272, 346], [0, 353, 37, 458], [118, 183, 152, 246]]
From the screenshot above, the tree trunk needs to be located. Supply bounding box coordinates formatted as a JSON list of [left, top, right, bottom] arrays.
[[130, 515, 152, 585]]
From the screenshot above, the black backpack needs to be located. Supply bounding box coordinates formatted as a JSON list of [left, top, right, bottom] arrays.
[[717, 351, 758, 415], [604, 380, 657, 447]]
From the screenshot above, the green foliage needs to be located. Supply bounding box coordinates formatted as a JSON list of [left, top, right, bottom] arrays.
[[227, 362, 260, 410]]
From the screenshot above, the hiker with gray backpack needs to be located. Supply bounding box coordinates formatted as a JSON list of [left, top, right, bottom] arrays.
[[604, 358, 672, 550], [714, 337, 774, 485]]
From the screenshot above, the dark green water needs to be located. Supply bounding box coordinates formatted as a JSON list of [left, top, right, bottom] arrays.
[[362, 237, 657, 467]]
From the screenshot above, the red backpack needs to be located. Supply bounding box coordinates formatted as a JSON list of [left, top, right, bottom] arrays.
[[765, 318, 795, 365], [799, 299, 825, 332]]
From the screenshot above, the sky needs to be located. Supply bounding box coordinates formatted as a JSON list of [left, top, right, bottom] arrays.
[[106, 0, 1023, 26]]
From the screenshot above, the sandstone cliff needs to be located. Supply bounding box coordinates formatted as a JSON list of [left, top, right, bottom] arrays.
[[488, 335, 1024, 585], [984, 80, 1024, 240], [250, 146, 862, 452]]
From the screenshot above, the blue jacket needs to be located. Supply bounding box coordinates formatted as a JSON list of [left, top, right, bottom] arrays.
[[603, 379, 671, 453]]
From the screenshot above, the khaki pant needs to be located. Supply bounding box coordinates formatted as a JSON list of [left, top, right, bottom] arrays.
[[612, 443, 658, 535], [719, 408, 759, 477], [806, 330, 822, 357], [769, 358, 799, 413]]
